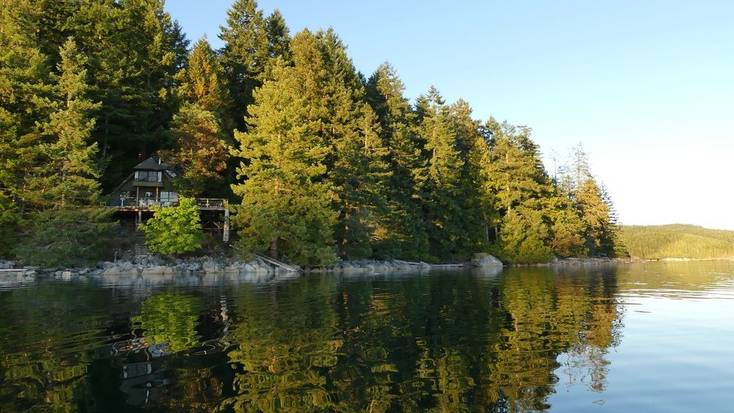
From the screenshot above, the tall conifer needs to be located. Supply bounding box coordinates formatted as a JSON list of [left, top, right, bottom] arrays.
[[366, 63, 428, 259]]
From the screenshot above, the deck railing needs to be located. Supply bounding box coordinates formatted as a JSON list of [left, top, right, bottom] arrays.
[[111, 197, 228, 210]]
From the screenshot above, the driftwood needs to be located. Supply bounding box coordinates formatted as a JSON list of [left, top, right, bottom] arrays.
[[255, 254, 301, 273]]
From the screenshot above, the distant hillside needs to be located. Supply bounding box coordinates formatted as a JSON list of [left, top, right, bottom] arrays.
[[621, 224, 734, 259]]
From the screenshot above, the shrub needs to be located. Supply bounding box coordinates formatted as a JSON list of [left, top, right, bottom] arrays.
[[140, 197, 203, 256]]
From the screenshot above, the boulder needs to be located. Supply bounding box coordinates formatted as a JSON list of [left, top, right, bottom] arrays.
[[141, 266, 174, 276], [471, 253, 503, 268], [102, 260, 137, 276], [202, 258, 222, 273]]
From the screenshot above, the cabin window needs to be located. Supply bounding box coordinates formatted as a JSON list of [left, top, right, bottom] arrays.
[[160, 191, 178, 206], [135, 170, 161, 182]]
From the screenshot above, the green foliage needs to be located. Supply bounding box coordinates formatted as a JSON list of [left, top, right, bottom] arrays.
[[162, 102, 229, 197], [231, 52, 337, 266], [133, 293, 203, 353], [1, 0, 627, 266], [498, 207, 554, 264], [548, 194, 587, 258], [175, 37, 233, 132], [15, 207, 116, 267], [219, 0, 289, 131], [365, 63, 429, 259], [140, 197, 203, 256], [28, 38, 102, 208], [621, 224, 734, 259]]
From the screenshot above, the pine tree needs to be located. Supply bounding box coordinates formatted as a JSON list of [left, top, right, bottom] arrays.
[[365, 63, 428, 259], [219, 0, 270, 131], [315, 29, 391, 259], [265, 10, 291, 62], [499, 206, 553, 264], [412, 88, 465, 259], [68, 0, 188, 189], [231, 55, 337, 266], [15, 38, 115, 265], [600, 184, 628, 257], [0, 0, 55, 256], [175, 37, 233, 131], [166, 38, 231, 197], [483, 118, 550, 215], [447, 99, 493, 253], [162, 103, 229, 197], [483, 119, 559, 262], [576, 177, 611, 255], [546, 192, 587, 257], [29, 38, 102, 208]]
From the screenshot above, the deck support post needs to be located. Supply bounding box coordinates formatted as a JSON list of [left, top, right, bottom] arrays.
[[223, 201, 230, 243]]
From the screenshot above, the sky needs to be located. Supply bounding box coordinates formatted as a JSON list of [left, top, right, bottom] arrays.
[[165, 0, 734, 229]]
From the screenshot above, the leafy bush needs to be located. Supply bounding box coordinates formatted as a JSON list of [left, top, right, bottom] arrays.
[[140, 197, 203, 256], [15, 207, 116, 267]]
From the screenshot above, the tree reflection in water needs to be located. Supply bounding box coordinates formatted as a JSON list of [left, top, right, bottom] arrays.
[[0, 266, 626, 412]]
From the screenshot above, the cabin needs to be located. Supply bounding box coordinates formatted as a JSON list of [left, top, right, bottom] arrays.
[[107, 156, 230, 241], [108, 157, 179, 209]]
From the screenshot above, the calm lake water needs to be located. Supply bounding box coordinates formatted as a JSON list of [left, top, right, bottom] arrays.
[[1, 262, 734, 412]]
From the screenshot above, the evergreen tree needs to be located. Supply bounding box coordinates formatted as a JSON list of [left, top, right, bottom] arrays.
[[410, 94, 492, 260], [365, 63, 428, 259], [175, 37, 233, 132], [15, 38, 115, 265], [447, 99, 493, 252], [29, 38, 102, 208], [483, 118, 550, 215], [600, 184, 628, 257], [413, 88, 465, 259], [315, 29, 391, 259], [15, 208, 115, 267], [499, 206, 553, 264], [69, 0, 189, 189], [547, 192, 587, 257], [265, 9, 291, 62], [576, 177, 612, 255], [219, 0, 270, 131], [162, 103, 229, 197], [0, 0, 55, 256], [166, 38, 231, 196], [566, 145, 626, 257], [231, 55, 337, 266]]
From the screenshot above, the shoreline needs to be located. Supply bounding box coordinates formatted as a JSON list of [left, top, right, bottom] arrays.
[[4, 255, 732, 285]]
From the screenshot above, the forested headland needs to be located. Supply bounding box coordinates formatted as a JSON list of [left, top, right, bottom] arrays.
[[0, 0, 626, 267], [622, 225, 734, 260]]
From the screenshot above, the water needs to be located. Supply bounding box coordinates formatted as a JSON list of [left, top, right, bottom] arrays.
[[1, 262, 733, 412]]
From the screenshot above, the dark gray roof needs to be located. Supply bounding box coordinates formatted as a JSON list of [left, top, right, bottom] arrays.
[[133, 157, 171, 171]]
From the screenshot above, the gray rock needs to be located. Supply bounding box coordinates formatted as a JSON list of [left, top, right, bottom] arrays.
[[141, 266, 174, 276], [471, 253, 503, 269]]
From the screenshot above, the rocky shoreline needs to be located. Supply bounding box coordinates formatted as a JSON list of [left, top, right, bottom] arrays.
[[0, 253, 505, 284], [0, 254, 642, 286]]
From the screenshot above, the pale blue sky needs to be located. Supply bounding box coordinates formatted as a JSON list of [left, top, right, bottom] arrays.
[[166, 0, 734, 229]]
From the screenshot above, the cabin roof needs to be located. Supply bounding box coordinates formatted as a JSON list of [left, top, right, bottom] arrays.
[[133, 157, 170, 171]]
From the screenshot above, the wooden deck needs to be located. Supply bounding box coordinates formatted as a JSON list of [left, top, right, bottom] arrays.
[[110, 198, 228, 211]]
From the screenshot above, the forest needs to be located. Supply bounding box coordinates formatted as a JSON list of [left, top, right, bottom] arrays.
[[0, 0, 625, 266], [622, 224, 734, 259]]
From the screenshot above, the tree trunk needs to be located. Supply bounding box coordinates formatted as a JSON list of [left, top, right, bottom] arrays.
[[270, 237, 278, 259]]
